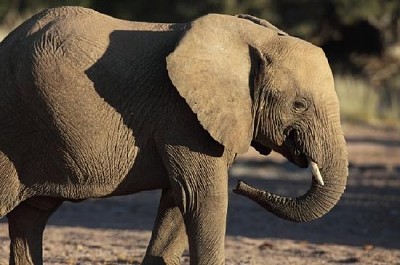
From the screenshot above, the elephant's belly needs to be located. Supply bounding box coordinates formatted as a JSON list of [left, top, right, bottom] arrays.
[[51, 150, 169, 199], [25, 159, 170, 200], [18, 133, 170, 200], [106, 153, 171, 197]]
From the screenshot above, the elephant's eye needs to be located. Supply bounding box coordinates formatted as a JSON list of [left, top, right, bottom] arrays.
[[293, 98, 308, 112]]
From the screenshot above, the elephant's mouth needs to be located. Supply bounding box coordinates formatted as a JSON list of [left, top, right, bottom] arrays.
[[254, 128, 325, 186], [282, 129, 308, 168], [280, 129, 325, 186]]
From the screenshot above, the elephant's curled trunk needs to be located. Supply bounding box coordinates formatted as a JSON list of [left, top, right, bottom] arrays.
[[233, 136, 348, 222]]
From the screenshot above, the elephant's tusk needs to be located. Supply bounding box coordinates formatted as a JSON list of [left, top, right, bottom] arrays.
[[308, 158, 324, 186]]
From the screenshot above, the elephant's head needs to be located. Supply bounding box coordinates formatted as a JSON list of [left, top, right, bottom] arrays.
[[166, 14, 348, 222]]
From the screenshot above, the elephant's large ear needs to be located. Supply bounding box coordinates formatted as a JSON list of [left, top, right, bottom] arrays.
[[167, 14, 254, 154]]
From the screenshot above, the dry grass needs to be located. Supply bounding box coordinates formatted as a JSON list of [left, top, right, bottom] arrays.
[[335, 76, 380, 122], [335, 75, 400, 127], [0, 28, 8, 41]]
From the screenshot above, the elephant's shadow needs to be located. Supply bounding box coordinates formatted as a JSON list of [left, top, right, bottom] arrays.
[[84, 28, 180, 132]]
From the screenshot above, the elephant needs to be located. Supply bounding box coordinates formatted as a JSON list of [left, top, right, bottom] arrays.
[[0, 6, 348, 265]]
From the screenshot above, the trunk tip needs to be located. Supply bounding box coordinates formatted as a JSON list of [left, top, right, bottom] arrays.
[[233, 180, 244, 194], [233, 180, 254, 196]]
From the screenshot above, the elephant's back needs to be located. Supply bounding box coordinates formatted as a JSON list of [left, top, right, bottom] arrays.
[[0, 7, 97, 51]]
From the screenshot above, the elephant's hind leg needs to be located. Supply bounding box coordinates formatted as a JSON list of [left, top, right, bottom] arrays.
[[143, 188, 187, 265], [7, 197, 62, 265]]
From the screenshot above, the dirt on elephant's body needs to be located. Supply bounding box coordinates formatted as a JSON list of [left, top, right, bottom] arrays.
[[0, 122, 399, 264]]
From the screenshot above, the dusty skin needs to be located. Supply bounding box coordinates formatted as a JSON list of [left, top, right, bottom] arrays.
[[0, 122, 398, 265]]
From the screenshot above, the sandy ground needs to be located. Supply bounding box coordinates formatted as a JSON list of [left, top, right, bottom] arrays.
[[0, 122, 399, 264]]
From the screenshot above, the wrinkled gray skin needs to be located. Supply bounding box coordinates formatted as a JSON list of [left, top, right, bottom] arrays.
[[0, 7, 348, 265]]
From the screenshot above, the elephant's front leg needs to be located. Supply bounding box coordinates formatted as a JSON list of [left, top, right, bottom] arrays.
[[181, 182, 228, 265], [143, 188, 187, 265], [162, 146, 230, 265]]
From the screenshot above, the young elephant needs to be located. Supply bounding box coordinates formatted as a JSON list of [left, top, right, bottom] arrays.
[[0, 7, 348, 265]]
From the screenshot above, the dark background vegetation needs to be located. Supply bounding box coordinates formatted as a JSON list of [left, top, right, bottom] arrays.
[[1, 0, 399, 125]]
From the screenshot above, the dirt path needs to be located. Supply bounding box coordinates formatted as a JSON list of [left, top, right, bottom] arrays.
[[0, 122, 399, 264]]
